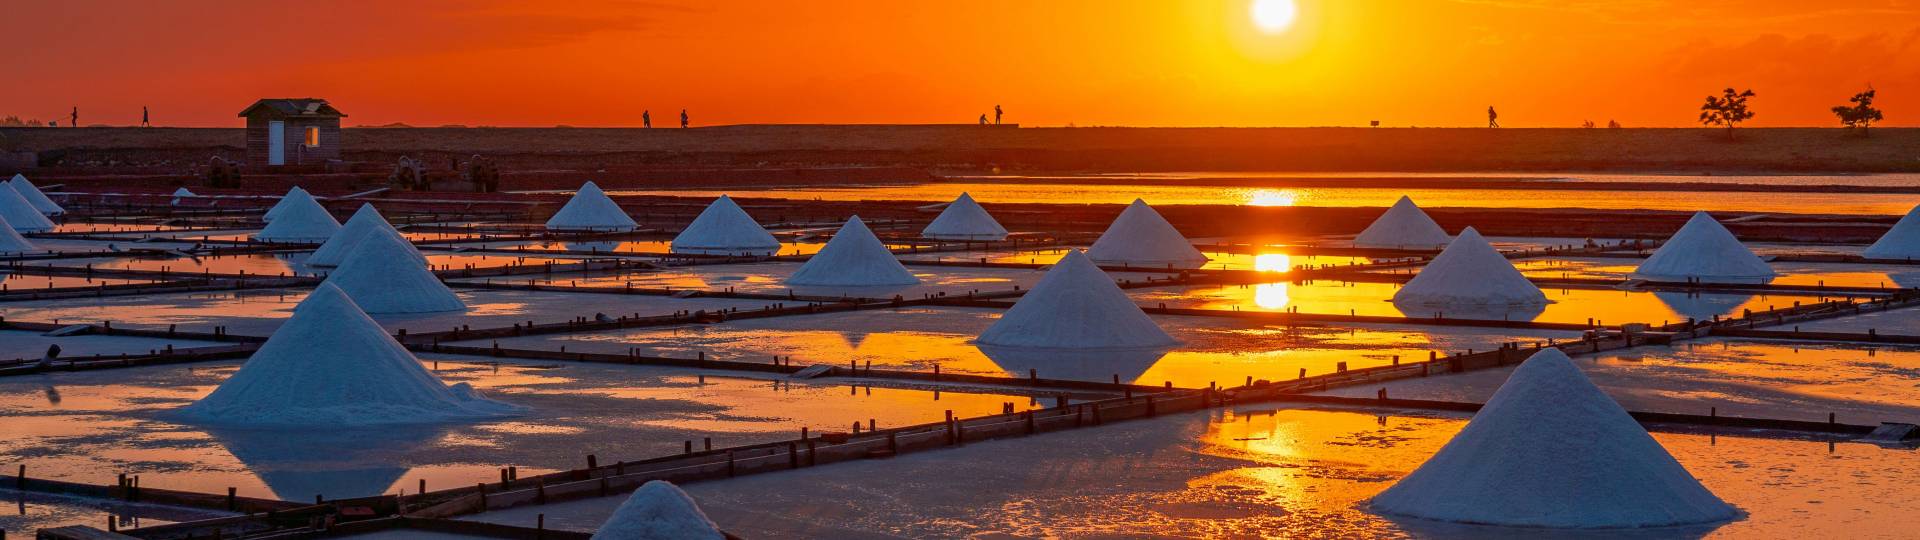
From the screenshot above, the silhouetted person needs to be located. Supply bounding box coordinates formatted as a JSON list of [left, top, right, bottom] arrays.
[[1487, 106, 1499, 128], [70, 107, 78, 128], [994, 105, 1003, 125], [142, 106, 150, 127], [680, 109, 688, 128], [643, 110, 651, 128]]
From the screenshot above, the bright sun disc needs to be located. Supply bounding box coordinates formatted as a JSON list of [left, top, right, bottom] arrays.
[[1251, 0, 1297, 33]]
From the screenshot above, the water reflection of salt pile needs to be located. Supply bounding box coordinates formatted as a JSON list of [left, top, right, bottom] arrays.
[[205, 424, 438, 502], [1652, 291, 1758, 321], [1371, 349, 1739, 528], [977, 345, 1169, 383]]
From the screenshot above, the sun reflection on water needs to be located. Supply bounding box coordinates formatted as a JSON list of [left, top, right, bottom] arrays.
[[1244, 189, 1300, 207]]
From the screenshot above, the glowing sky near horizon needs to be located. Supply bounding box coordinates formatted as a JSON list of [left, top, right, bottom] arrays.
[[4, 0, 1917, 128]]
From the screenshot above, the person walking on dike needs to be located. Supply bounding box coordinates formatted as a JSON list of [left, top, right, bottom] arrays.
[[1487, 106, 1499, 128], [70, 107, 78, 128], [643, 110, 651, 128], [680, 109, 689, 128], [994, 104, 1003, 125], [142, 106, 150, 127]]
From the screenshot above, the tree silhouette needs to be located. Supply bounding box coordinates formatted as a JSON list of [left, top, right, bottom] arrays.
[[1831, 87, 1883, 136], [1698, 88, 1756, 140]]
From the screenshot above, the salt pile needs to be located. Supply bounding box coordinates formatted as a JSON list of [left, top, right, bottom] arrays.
[[922, 192, 1009, 241], [7, 174, 64, 216], [322, 230, 465, 313], [788, 215, 919, 286], [976, 249, 1178, 349], [590, 481, 725, 540], [1633, 212, 1774, 282], [262, 186, 310, 223], [0, 182, 55, 233], [253, 188, 340, 243], [1370, 348, 1739, 528], [172, 284, 517, 427], [171, 187, 197, 206], [1393, 227, 1546, 306], [1352, 195, 1450, 249], [545, 181, 638, 232], [308, 203, 425, 267], [1863, 203, 1920, 260], [0, 214, 36, 253], [671, 195, 780, 254], [1084, 199, 1208, 268]]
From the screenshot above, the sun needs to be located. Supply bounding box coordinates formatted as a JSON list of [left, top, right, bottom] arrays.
[[1250, 0, 1297, 33]]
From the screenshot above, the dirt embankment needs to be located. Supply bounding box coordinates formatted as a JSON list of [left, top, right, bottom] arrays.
[[7, 126, 1920, 179]]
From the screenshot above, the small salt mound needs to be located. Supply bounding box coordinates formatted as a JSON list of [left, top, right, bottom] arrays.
[[171, 187, 197, 206], [590, 481, 724, 540], [977, 249, 1178, 349], [1370, 348, 1739, 528], [0, 182, 55, 233], [1353, 195, 1450, 249], [308, 204, 426, 268], [173, 284, 518, 427], [1864, 203, 1920, 260], [671, 195, 780, 254], [788, 215, 919, 286], [922, 192, 1009, 241], [0, 213, 36, 253], [7, 174, 64, 216], [545, 181, 638, 232], [1393, 227, 1546, 306], [262, 186, 310, 223], [1084, 199, 1208, 268], [323, 230, 465, 314], [1633, 212, 1774, 283], [254, 188, 340, 243]]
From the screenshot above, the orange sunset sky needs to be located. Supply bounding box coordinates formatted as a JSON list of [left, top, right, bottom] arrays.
[[7, 0, 1918, 128]]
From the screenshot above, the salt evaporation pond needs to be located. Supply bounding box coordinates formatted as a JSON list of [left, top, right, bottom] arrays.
[[1, 490, 233, 535], [1502, 256, 1918, 288], [0, 288, 771, 337], [461, 406, 1917, 538], [604, 182, 1920, 215], [1795, 308, 1920, 335], [454, 306, 1581, 387], [1127, 281, 1824, 326], [0, 354, 1065, 504], [0, 331, 224, 362], [451, 261, 1174, 300], [1320, 339, 1920, 423]]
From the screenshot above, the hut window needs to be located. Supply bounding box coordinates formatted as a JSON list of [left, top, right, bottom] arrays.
[[304, 127, 320, 147]]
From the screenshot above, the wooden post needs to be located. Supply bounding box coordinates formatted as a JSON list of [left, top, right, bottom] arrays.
[[586, 454, 598, 469], [227, 487, 237, 511], [788, 442, 800, 469]]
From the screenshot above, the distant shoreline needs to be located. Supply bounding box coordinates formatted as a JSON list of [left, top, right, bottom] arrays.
[[6, 125, 1919, 175]]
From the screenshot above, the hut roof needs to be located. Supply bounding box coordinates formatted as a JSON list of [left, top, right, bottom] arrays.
[[238, 98, 347, 118]]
